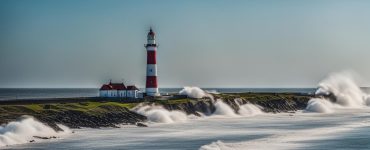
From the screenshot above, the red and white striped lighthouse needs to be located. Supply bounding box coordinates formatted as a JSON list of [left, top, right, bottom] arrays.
[[145, 28, 160, 96]]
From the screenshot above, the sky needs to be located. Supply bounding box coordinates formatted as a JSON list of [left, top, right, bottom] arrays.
[[1, 0, 370, 88]]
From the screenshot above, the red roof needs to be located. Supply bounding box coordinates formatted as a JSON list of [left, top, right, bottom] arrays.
[[110, 83, 126, 90], [100, 82, 126, 90], [127, 85, 139, 91], [100, 84, 112, 90]]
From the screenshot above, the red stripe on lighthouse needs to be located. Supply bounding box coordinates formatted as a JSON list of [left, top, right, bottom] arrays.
[[147, 51, 156, 64], [146, 76, 158, 88]]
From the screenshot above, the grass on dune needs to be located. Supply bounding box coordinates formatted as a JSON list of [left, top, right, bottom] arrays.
[[0, 101, 140, 114]]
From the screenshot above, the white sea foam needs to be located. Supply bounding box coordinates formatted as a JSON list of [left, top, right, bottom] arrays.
[[212, 99, 264, 117], [133, 105, 188, 123], [199, 119, 369, 150], [199, 140, 233, 150], [179, 86, 214, 100], [133, 99, 263, 123], [19, 102, 370, 150], [315, 71, 366, 107], [238, 103, 264, 116], [305, 71, 370, 113], [205, 90, 219, 95], [136, 87, 263, 123], [305, 98, 335, 113], [0, 116, 70, 147], [212, 100, 238, 117], [180, 87, 263, 117]]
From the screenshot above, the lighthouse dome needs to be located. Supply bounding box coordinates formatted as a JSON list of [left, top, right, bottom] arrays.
[[148, 28, 155, 36], [147, 28, 156, 42]]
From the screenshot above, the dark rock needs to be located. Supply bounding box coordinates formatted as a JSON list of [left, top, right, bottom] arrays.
[[193, 111, 202, 117], [160, 94, 311, 116], [33, 136, 50, 140], [22, 105, 148, 130], [136, 122, 148, 127]]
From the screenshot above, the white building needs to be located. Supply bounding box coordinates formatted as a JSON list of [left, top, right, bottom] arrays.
[[99, 81, 142, 98], [126, 85, 141, 98]]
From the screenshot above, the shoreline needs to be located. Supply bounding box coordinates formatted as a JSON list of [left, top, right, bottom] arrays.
[[0, 92, 313, 130]]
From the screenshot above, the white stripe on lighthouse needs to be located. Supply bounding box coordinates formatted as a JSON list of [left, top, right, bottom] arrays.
[[146, 64, 157, 76], [146, 46, 157, 51], [146, 88, 159, 95]]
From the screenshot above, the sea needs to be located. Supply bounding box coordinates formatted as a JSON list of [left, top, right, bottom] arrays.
[[2, 87, 370, 150], [5, 108, 370, 150]]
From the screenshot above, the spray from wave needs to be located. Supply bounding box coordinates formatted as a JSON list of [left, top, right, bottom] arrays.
[[181, 86, 264, 117], [305, 71, 370, 113], [0, 116, 70, 147], [205, 90, 220, 95], [238, 103, 264, 116], [212, 99, 264, 117], [134, 87, 263, 124], [179, 86, 214, 99], [179, 86, 263, 117], [212, 100, 238, 117], [305, 98, 336, 113], [133, 104, 188, 123]]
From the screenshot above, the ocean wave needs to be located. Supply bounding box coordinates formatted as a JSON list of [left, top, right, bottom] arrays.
[[179, 86, 212, 99], [135, 87, 263, 124], [305, 71, 370, 113], [0, 116, 70, 147], [133, 104, 188, 123], [199, 120, 369, 150]]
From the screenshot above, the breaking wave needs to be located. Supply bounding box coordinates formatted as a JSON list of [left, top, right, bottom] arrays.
[[238, 103, 264, 116], [212, 99, 263, 117], [213, 100, 238, 117], [305, 71, 370, 113], [133, 105, 188, 123], [305, 98, 336, 113], [199, 140, 234, 150], [199, 119, 369, 150], [135, 87, 263, 124], [179, 86, 213, 99], [133, 100, 264, 124], [179, 86, 263, 117], [0, 116, 70, 147]]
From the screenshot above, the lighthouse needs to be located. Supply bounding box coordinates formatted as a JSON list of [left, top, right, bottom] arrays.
[[145, 28, 160, 96]]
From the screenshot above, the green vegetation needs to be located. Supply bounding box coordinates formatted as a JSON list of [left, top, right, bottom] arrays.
[[215, 93, 311, 102], [0, 101, 138, 119], [153, 98, 195, 105], [0, 101, 144, 127]]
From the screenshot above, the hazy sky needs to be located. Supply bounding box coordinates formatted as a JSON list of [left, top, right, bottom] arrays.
[[1, 0, 370, 88]]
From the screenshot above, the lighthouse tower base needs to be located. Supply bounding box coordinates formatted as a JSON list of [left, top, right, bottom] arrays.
[[146, 88, 160, 96]]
